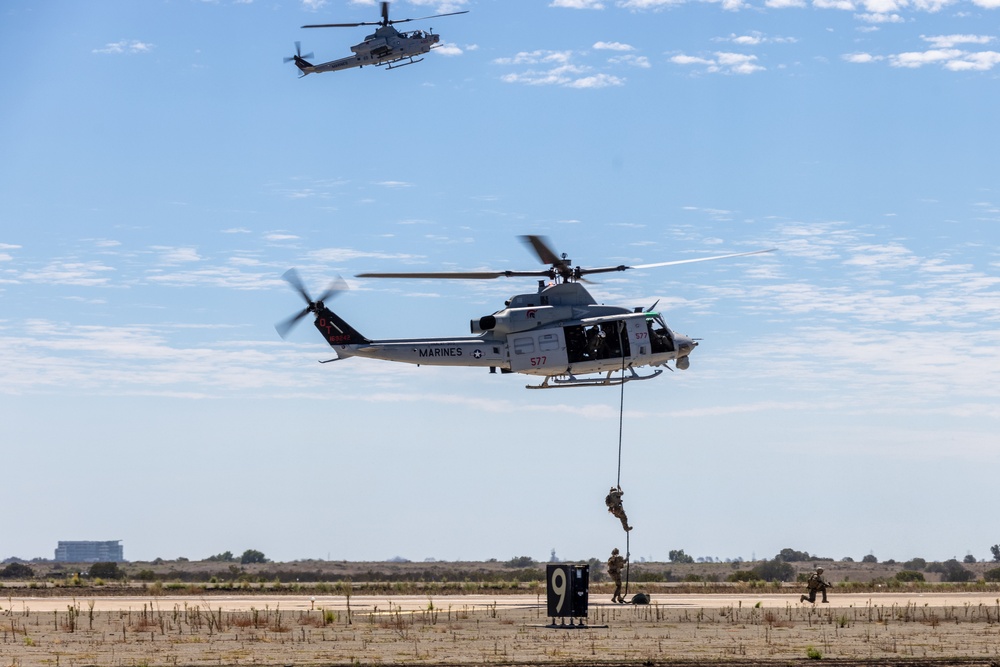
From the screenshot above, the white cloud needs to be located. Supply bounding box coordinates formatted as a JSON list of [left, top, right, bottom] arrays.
[[945, 50, 1000, 70], [672, 52, 764, 74], [718, 31, 798, 45], [922, 34, 994, 48], [910, 0, 957, 7], [435, 43, 464, 56], [842, 52, 883, 62], [616, 0, 685, 7], [154, 247, 201, 265], [496, 49, 630, 87], [566, 73, 626, 87], [671, 55, 716, 67], [812, 0, 855, 9], [20, 261, 116, 287], [609, 54, 651, 68], [766, 0, 807, 7], [551, 0, 605, 7], [92, 40, 154, 55], [493, 50, 574, 66], [308, 248, 421, 263], [861, 0, 906, 12], [855, 11, 904, 21], [594, 41, 635, 51], [302, 0, 327, 11], [889, 48, 965, 67]]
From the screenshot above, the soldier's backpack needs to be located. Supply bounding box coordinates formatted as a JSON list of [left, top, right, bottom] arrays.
[[630, 593, 650, 605]]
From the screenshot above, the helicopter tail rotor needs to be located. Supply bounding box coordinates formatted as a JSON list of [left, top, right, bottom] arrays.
[[275, 269, 348, 339], [283, 42, 314, 75]]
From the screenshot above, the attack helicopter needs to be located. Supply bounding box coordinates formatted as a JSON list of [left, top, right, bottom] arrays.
[[276, 236, 774, 389], [284, 1, 468, 76]]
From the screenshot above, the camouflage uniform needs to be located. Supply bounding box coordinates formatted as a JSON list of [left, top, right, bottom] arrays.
[[800, 567, 830, 603], [607, 548, 628, 603], [605, 486, 632, 532]]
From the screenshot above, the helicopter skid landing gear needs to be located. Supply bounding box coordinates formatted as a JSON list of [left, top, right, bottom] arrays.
[[386, 56, 423, 70], [527, 367, 663, 390]]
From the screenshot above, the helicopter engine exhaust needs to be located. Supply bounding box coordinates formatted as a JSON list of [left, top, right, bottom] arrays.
[[471, 316, 496, 333]]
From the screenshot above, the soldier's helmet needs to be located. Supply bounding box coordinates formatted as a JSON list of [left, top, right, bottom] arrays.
[[816, 567, 824, 573], [612, 548, 619, 555]]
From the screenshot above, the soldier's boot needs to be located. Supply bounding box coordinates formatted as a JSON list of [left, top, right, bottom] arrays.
[[800, 595, 807, 603]]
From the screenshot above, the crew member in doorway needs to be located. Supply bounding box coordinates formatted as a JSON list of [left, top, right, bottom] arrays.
[[605, 485, 632, 532]]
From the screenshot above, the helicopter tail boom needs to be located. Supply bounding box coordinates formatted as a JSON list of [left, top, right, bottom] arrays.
[[313, 305, 370, 348]]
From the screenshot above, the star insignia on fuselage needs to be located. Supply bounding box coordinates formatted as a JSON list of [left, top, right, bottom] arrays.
[[473, 349, 483, 359]]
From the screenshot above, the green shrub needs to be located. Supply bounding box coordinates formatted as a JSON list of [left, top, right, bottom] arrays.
[[752, 559, 794, 582], [983, 568, 1000, 582], [88, 562, 122, 580], [895, 570, 925, 582], [0, 562, 35, 579], [938, 559, 974, 582]]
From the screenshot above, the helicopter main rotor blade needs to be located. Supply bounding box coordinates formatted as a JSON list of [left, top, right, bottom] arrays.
[[357, 270, 553, 280], [519, 234, 575, 281], [572, 249, 775, 277], [388, 10, 470, 25], [519, 235, 562, 266], [626, 248, 776, 271], [302, 21, 382, 28]]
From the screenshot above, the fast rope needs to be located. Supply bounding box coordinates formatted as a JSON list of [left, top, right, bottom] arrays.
[[617, 322, 630, 597]]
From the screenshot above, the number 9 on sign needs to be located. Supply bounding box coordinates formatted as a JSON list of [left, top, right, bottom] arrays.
[[550, 567, 567, 614], [546, 564, 588, 618]]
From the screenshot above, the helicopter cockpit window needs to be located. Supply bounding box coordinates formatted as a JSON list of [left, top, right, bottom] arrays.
[[646, 315, 674, 353]]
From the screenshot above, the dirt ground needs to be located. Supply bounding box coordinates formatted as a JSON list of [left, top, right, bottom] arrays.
[[4, 591, 1000, 666]]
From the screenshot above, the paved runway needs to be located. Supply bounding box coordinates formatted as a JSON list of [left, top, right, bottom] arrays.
[[6, 591, 999, 613]]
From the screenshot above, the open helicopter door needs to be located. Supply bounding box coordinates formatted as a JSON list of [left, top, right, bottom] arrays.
[[508, 328, 569, 374]]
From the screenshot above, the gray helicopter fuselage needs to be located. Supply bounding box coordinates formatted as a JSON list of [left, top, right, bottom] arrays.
[[326, 281, 697, 376], [299, 26, 439, 74]]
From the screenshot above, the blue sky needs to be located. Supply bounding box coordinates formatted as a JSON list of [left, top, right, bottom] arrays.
[[1, 0, 998, 566]]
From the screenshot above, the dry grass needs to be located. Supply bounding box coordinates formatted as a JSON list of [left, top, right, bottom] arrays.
[[3, 594, 1000, 666]]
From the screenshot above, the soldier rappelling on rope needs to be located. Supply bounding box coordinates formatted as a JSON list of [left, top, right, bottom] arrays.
[[607, 547, 628, 604], [605, 485, 632, 532]]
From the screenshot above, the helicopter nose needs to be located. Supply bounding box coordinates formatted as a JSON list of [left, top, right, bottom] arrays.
[[674, 333, 698, 354], [673, 333, 697, 370]]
